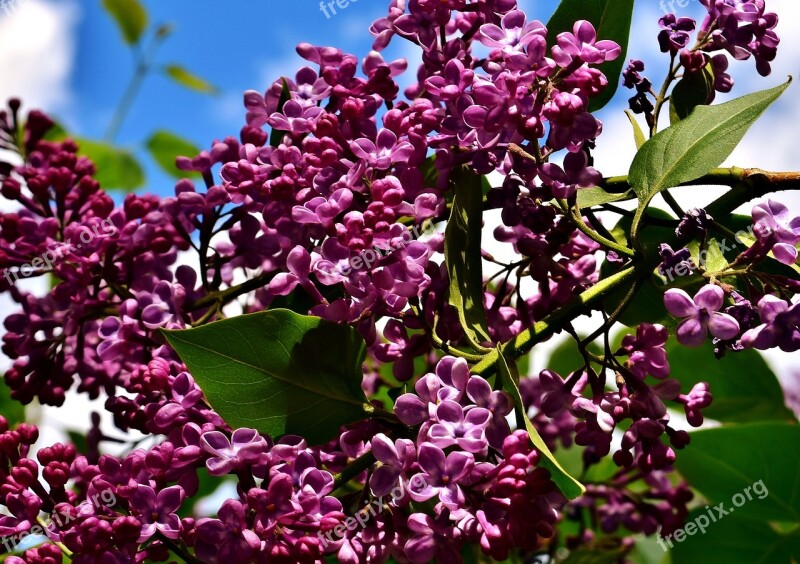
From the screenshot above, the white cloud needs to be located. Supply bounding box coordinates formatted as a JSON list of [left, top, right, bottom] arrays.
[[0, 0, 80, 113]]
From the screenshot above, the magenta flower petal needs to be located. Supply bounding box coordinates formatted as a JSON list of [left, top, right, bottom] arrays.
[[694, 284, 724, 311], [664, 288, 697, 317], [707, 312, 740, 340], [676, 318, 708, 347]]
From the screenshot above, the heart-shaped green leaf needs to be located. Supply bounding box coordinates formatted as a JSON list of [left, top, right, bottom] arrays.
[[164, 309, 369, 445]]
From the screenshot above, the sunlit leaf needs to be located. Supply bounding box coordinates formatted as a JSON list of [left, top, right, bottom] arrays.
[[102, 0, 148, 45], [145, 130, 201, 179], [163, 64, 219, 95], [164, 310, 369, 445]]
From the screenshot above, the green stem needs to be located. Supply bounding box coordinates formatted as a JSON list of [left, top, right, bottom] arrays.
[[651, 54, 680, 137], [472, 266, 639, 376], [565, 200, 635, 258], [187, 271, 276, 312], [155, 532, 202, 564], [104, 33, 167, 142], [661, 189, 684, 218], [333, 451, 377, 490]]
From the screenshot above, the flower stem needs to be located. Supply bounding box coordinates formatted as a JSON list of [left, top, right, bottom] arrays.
[[472, 265, 639, 376]]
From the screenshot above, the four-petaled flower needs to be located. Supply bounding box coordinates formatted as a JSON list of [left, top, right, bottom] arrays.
[[664, 284, 740, 347]]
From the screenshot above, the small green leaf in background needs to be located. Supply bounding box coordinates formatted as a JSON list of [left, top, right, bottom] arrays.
[[269, 78, 292, 147], [669, 64, 715, 124], [546, 0, 636, 111], [145, 130, 201, 179], [497, 351, 585, 500], [629, 80, 790, 226], [445, 167, 492, 349], [0, 378, 25, 427], [544, 337, 602, 377], [102, 0, 148, 45], [163, 64, 219, 95], [676, 422, 800, 523], [163, 309, 369, 445], [75, 138, 145, 192], [625, 109, 647, 149], [666, 339, 795, 424]]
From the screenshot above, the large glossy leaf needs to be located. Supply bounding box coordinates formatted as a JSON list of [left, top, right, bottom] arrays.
[[667, 339, 795, 424], [546, 0, 636, 111], [629, 80, 790, 232], [75, 138, 145, 192], [445, 167, 491, 349], [102, 0, 148, 45], [676, 422, 800, 522], [671, 509, 800, 563], [164, 309, 370, 445], [145, 130, 201, 179], [497, 351, 585, 499]]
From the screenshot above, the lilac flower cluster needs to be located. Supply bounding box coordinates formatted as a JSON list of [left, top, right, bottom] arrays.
[[520, 323, 708, 473], [661, 201, 800, 353], [624, 0, 780, 120], [0, 0, 793, 561]]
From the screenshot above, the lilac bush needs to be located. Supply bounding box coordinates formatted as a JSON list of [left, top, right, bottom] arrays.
[[0, 0, 798, 562]]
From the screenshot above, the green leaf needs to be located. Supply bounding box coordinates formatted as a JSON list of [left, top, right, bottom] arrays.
[[562, 542, 629, 564], [669, 65, 715, 124], [601, 209, 689, 328], [666, 339, 795, 424], [577, 187, 634, 209], [629, 80, 791, 233], [270, 78, 292, 147], [496, 351, 585, 499], [75, 138, 145, 192], [445, 167, 491, 349], [163, 309, 370, 445], [544, 338, 602, 376], [101, 0, 148, 45], [0, 378, 25, 427], [546, 0, 636, 111], [671, 509, 800, 563], [625, 109, 647, 149], [163, 64, 219, 95], [145, 130, 201, 179], [676, 422, 800, 523]]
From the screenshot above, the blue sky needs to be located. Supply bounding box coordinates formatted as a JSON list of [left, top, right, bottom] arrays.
[[0, 0, 760, 197]]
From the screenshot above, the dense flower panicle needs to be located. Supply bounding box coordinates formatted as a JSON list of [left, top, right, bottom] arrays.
[[0, 0, 792, 561]]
